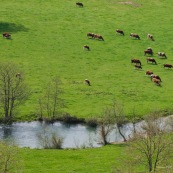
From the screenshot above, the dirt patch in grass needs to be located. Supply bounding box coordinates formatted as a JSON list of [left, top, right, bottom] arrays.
[[118, 1, 141, 7]]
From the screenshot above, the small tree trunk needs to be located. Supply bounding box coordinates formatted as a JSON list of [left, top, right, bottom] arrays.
[[117, 125, 127, 142], [148, 159, 153, 172]]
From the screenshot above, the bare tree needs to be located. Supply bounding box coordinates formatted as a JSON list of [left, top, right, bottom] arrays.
[[128, 113, 173, 172], [112, 101, 127, 142], [98, 108, 115, 145], [38, 76, 65, 121], [0, 62, 29, 123], [0, 141, 23, 173], [97, 101, 127, 145]]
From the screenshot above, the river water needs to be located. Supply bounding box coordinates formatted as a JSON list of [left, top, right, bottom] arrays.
[[0, 116, 172, 149], [0, 121, 138, 149]]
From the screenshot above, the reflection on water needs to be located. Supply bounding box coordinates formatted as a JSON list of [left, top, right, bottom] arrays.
[[0, 121, 136, 149], [1, 115, 172, 149]]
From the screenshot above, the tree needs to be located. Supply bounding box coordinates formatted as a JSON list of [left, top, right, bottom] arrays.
[[111, 101, 127, 142], [97, 101, 127, 145], [0, 141, 23, 173], [0, 62, 29, 122], [38, 76, 65, 121], [128, 113, 173, 172], [98, 107, 115, 145]]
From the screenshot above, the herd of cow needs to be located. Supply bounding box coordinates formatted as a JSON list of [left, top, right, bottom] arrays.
[[85, 27, 173, 86], [122, 30, 173, 87]]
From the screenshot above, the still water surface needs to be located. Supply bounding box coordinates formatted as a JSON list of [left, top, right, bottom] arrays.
[[0, 121, 140, 148]]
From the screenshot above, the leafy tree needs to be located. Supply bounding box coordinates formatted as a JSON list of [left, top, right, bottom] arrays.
[[0, 141, 23, 173], [0, 62, 29, 123]]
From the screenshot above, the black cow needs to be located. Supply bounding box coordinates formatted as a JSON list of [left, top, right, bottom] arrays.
[[87, 32, 94, 38], [83, 45, 90, 51], [116, 29, 124, 35], [85, 79, 91, 86], [76, 2, 83, 7]]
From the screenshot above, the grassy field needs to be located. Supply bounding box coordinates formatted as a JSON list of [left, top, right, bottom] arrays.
[[21, 144, 128, 173], [1, 0, 173, 120]]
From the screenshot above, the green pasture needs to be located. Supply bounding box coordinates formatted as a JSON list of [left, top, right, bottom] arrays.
[[21, 145, 127, 173], [1, 0, 173, 120]]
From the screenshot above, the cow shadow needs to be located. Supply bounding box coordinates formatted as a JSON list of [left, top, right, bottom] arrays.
[[0, 22, 29, 33]]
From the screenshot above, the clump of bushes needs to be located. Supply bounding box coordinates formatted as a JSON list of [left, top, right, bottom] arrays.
[[37, 130, 64, 149], [85, 118, 98, 127]]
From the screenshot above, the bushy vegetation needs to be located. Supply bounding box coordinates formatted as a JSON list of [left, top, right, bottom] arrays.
[[1, 0, 173, 121]]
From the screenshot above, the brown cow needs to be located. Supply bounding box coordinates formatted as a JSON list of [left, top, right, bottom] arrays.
[[131, 58, 141, 66], [144, 49, 153, 56], [152, 78, 161, 86], [147, 34, 154, 41], [146, 70, 153, 76], [158, 52, 167, 58], [2, 32, 11, 39], [16, 73, 21, 78], [130, 33, 140, 39], [83, 45, 90, 51], [164, 64, 173, 69], [76, 2, 83, 7], [16, 73, 21, 77], [150, 74, 162, 82], [84, 79, 91, 86], [87, 32, 94, 38], [94, 34, 104, 41], [147, 58, 157, 65], [134, 64, 142, 69], [116, 29, 124, 35]]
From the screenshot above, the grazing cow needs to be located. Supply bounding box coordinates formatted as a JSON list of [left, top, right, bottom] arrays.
[[146, 70, 153, 76], [87, 32, 94, 38], [147, 34, 154, 41], [144, 49, 153, 56], [84, 79, 91, 86], [94, 34, 104, 41], [130, 33, 140, 39], [131, 58, 141, 66], [2, 32, 11, 39], [83, 45, 90, 51], [158, 52, 167, 58], [76, 2, 83, 7], [164, 64, 173, 69], [116, 29, 124, 35], [147, 58, 157, 65], [134, 64, 142, 69], [16, 73, 21, 78], [150, 74, 161, 82], [152, 78, 161, 86]]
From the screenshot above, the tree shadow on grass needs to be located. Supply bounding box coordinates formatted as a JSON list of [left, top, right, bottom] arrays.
[[0, 22, 29, 33]]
